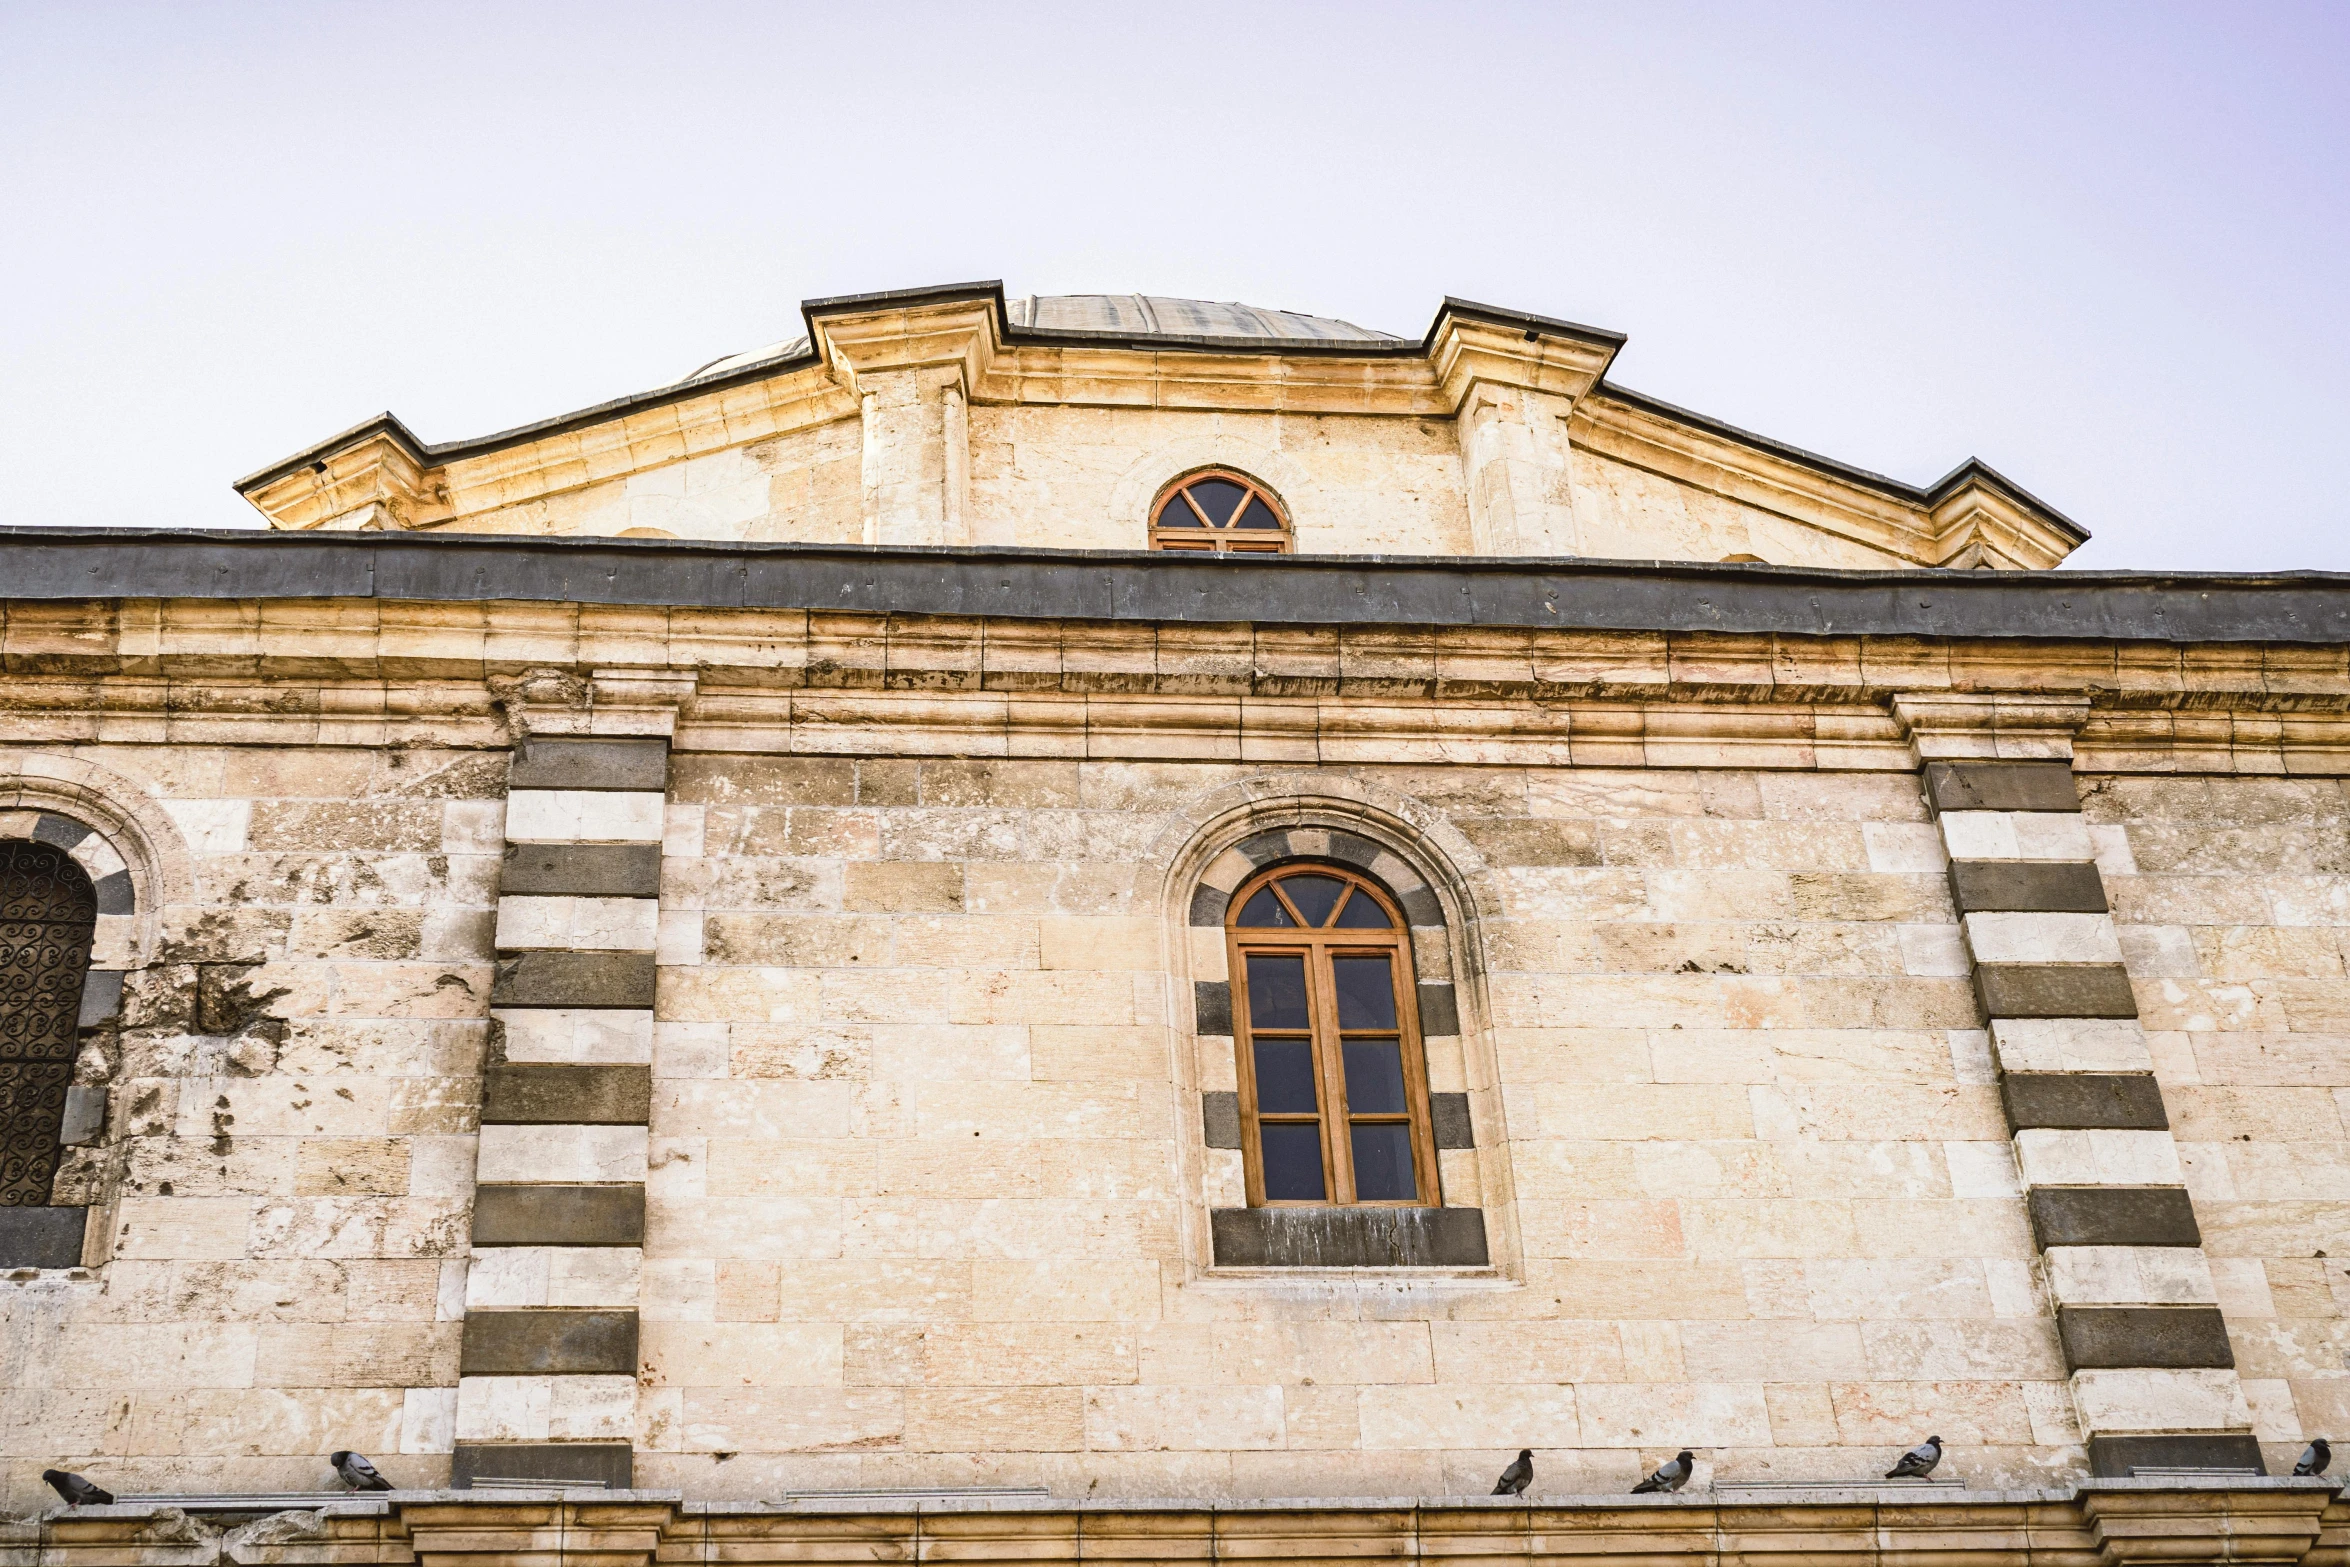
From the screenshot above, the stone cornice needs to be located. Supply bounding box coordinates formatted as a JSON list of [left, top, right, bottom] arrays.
[[1, 532, 2339, 641], [5, 1482, 2342, 1567]]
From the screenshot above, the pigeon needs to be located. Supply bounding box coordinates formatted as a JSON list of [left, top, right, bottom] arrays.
[[1632, 1451, 1695, 1494], [2294, 1437, 2331, 1477], [43, 1470, 114, 1507], [1885, 1436, 1942, 1480], [1491, 1449, 1533, 1496], [331, 1450, 393, 1492]]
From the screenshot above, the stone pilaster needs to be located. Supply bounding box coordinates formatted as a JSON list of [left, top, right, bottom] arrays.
[[1895, 696, 2261, 1477], [454, 731, 668, 1489]]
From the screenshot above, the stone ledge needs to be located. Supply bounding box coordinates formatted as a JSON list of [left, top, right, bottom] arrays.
[[1209, 1205, 1489, 1267], [448, 1441, 635, 1490]]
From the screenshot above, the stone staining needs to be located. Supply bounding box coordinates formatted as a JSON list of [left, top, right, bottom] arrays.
[[1921, 749, 2259, 1477]]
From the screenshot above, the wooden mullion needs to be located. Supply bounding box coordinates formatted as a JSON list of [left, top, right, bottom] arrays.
[[1309, 940, 1354, 1204]]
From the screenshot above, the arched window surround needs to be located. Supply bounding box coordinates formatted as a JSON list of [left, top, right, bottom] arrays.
[[1148, 468, 1292, 554]]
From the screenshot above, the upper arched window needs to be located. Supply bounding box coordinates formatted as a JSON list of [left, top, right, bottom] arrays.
[[1150, 470, 1291, 554], [1226, 863, 1435, 1206]]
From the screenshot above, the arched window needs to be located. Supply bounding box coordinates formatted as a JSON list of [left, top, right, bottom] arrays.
[[1150, 470, 1291, 554], [1227, 863, 1435, 1206], [0, 840, 96, 1208]]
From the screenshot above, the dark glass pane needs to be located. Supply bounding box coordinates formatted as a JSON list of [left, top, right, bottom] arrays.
[[1342, 1040, 1407, 1115], [1245, 953, 1309, 1029], [1253, 1039, 1319, 1113], [1332, 889, 1392, 928], [1261, 1123, 1327, 1200], [1156, 493, 1206, 527], [1280, 874, 1346, 927], [1235, 886, 1294, 927], [1350, 1123, 1417, 1200], [1235, 497, 1283, 530], [1186, 478, 1247, 526], [1331, 955, 1397, 1029]]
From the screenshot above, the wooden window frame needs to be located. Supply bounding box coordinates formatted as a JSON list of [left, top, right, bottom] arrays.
[[1226, 863, 1437, 1208], [1148, 469, 1293, 555]]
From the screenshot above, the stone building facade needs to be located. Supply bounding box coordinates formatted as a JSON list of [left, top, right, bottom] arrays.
[[1, 285, 2345, 1560]]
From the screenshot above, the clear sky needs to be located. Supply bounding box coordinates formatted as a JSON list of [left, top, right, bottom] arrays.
[[3, 1, 2343, 569]]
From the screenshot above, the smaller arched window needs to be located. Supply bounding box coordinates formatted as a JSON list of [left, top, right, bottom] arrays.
[[1227, 863, 1435, 1207], [1150, 470, 1291, 554]]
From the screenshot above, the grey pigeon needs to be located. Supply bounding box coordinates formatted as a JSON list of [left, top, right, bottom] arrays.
[[43, 1470, 113, 1507], [2294, 1437, 2331, 1477], [1632, 1451, 1694, 1494], [1885, 1436, 1942, 1480], [1491, 1449, 1532, 1496], [331, 1450, 393, 1492]]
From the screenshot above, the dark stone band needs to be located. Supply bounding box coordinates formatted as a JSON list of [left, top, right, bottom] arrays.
[[492, 951, 657, 1010], [1430, 1092, 1474, 1150], [1976, 963, 2138, 1020], [459, 1308, 639, 1377], [450, 1442, 633, 1490], [2086, 1433, 2265, 1479], [1950, 861, 2108, 914], [2001, 1073, 2169, 1131], [500, 843, 663, 898], [2028, 1186, 2201, 1249], [2057, 1305, 2236, 1371], [1194, 980, 1232, 1037], [0, 1205, 86, 1269], [1202, 1091, 1241, 1149], [470, 1184, 645, 1247], [1209, 1205, 1488, 1268], [481, 1064, 653, 1126], [1924, 760, 2083, 814], [509, 735, 670, 792]]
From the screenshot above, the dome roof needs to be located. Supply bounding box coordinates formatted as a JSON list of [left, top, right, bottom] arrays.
[[675, 294, 1400, 385]]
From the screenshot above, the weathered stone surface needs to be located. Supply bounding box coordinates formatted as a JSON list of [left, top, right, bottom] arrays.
[[1925, 761, 2083, 814], [1200, 1091, 1241, 1149], [459, 1308, 639, 1376], [499, 842, 663, 898], [470, 1184, 646, 1246], [2001, 1072, 2170, 1131], [491, 951, 657, 1009], [0, 1205, 85, 1268], [1976, 963, 2140, 1019], [2027, 1187, 2202, 1249], [2057, 1305, 2236, 1370], [448, 1440, 634, 1488], [509, 736, 668, 792], [480, 1064, 653, 1126], [1430, 1092, 1474, 1149], [1209, 1206, 1489, 1267], [2085, 1432, 2266, 1477], [1949, 859, 2109, 914]]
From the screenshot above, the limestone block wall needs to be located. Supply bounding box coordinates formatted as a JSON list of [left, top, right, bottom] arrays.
[[5, 727, 2346, 1509]]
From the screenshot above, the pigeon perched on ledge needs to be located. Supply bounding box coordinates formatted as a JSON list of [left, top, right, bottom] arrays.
[[1491, 1449, 1532, 1496], [43, 1471, 113, 1507], [1632, 1451, 1694, 1494], [1886, 1436, 1943, 1479], [331, 1450, 394, 1492], [2294, 1438, 2331, 1477]]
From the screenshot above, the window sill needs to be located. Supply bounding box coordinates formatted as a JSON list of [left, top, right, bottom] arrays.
[[1208, 1205, 1489, 1268]]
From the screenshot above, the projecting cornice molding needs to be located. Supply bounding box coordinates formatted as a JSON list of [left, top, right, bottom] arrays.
[[0, 530, 2338, 642]]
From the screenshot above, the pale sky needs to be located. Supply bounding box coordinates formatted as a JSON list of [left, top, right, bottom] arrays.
[[3, 1, 2344, 569]]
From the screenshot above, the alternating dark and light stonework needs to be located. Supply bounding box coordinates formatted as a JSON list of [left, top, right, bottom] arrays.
[[458, 734, 668, 1488], [1901, 697, 2260, 1477]]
